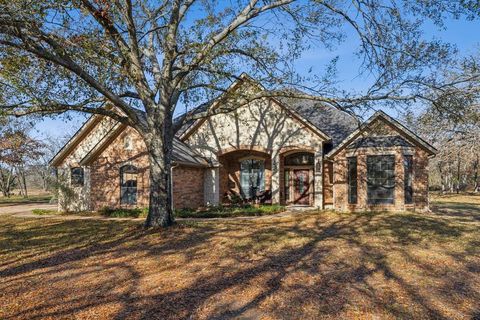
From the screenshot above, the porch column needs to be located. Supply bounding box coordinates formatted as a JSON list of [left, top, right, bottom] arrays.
[[204, 167, 220, 205], [314, 150, 324, 209], [271, 150, 281, 203]]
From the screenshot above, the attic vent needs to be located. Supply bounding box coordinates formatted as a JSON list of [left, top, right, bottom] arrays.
[[124, 135, 133, 151]]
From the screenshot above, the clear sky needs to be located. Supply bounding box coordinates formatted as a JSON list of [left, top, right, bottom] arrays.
[[31, 14, 480, 140]]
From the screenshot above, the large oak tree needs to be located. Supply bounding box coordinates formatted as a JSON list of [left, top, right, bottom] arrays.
[[0, 0, 477, 226]]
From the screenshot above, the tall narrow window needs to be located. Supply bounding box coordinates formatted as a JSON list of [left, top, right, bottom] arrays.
[[347, 157, 357, 204], [404, 155, 413, 204], [240, 159, 265, 200], [367, 155, 395, 204], [284, 170, 290, 202], [120, 165, 138, 205], [71, 167, 84, 187]]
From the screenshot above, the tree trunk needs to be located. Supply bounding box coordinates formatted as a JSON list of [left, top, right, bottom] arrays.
[[18, 167, 28, 198], [438, 163, 446, 194], [456, 154, 461, 194], [144, 126, 174, 228]]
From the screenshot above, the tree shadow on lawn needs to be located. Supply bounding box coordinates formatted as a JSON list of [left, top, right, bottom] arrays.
[[0, 207, 479, 320], [431, 201, 480, 222]]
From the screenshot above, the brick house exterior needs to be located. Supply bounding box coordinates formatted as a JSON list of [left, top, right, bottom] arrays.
[[51, 76, 436, 212]]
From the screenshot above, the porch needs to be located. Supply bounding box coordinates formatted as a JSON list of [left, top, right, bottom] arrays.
[[216, 148, 323, 207]]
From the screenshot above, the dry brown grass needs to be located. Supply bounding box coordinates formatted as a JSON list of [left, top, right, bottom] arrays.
[[1, 195, 479, 319]]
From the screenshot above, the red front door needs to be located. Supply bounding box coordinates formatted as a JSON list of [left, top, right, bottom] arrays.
[[293, 169, 310, 205]]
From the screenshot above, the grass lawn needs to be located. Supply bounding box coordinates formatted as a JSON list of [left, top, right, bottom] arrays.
[[0, 194, 479, 319]]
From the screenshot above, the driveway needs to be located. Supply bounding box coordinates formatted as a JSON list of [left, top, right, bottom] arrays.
[[0, 203, 58, 217]]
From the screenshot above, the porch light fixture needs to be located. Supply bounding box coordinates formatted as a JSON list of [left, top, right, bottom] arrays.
[[316, 159, 322, 172]]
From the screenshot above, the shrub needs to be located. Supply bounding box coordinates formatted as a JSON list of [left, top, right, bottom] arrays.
[[32, 209, 58, 215], [174, 204, 285, 218], [98, 206, 148, 218]]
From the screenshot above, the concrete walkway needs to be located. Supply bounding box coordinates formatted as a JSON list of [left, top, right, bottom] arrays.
[[0, 203, 306, 222]]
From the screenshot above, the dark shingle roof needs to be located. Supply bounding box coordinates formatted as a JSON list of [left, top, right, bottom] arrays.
[[346, 135, 414, 149], [276, 97, 359, 146], [172, 138, 209, 167]]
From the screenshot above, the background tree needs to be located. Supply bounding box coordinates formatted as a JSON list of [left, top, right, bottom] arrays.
[[0, 119, 45, 197], [412, 55, 480, 193], [31, 134, 73, 192], [0, 1, 478, 226]]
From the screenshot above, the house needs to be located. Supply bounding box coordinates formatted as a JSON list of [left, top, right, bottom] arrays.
[[50, 75, 436, 212]]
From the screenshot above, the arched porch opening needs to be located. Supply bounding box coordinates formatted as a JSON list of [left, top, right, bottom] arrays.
[[218, 148, 272, 204], [280, 150, 315, 206]]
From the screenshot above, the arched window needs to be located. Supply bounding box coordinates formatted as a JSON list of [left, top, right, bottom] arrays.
[[70, 167, 84, 187], [284, 152, 314, 166], [120, 165, 138, 205], [240, 159, 265, 199]]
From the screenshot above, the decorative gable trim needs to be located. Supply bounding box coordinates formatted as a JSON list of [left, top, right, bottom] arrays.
[[326, 110, 437, 159], [49, 115, 103, 167], [79, 122, 127, 166]]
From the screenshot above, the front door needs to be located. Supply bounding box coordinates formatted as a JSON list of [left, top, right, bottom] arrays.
[[293, 169, 310, 205]]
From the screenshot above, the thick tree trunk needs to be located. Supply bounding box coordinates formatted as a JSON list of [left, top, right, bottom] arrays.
[[144, 124, 175, 228]]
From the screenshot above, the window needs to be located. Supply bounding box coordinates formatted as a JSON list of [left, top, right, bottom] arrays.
[[240, 159, 265, 199], [120, 165, 138, 205], [284, 152, 314, 166], [284, 170, 290, 202], [71, 167, 84, 187], [347, 157, 357, 204], [367, 155, 395, 204], [404, 155, 413, 204]]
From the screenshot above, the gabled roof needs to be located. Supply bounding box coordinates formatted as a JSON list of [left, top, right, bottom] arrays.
[[326, 110, 437, 159], [276, 95, 358, 146], [178, 73, 332, 142], [51, 114, 209, 168]]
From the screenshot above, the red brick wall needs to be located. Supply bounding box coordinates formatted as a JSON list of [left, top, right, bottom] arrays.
[[172, 166, 204, 209], [413, 148, 429, 210], [323, 161, 334, 205], [90, 127, 204, 210]]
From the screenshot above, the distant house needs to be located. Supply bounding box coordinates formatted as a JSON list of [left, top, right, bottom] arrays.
[[51, 75, 436, 212]]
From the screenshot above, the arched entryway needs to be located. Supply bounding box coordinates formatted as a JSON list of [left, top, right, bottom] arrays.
[[281, 151, 315, 206], [217, 149, 272, 204]]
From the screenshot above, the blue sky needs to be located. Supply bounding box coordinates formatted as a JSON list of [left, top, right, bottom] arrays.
[[32, 14, 480, 139]]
